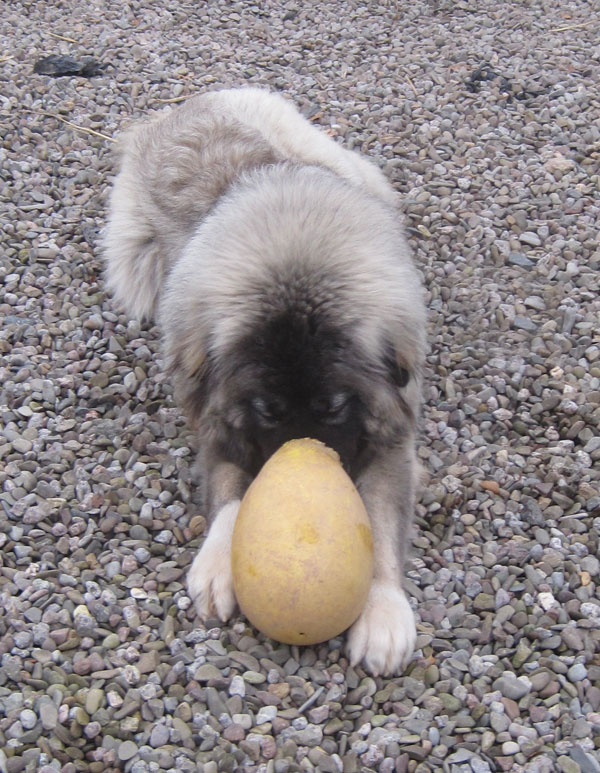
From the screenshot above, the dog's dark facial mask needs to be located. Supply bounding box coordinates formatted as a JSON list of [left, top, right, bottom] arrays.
[[244, 388, 367, 476], [217, 310, 374, 477]]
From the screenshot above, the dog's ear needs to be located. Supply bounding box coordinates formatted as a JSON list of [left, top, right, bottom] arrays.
[[166, 341, 215, 428], [182, 354, 216, 427], [382, 339, 410, 388]]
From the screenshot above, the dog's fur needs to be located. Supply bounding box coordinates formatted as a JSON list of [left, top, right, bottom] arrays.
[[103, 88, 426, 675]]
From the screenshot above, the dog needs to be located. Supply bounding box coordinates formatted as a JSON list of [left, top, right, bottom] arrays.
[[103, 88, 426, 676]]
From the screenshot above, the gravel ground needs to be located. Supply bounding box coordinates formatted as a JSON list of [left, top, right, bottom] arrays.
[[1, 1, 599, 772]]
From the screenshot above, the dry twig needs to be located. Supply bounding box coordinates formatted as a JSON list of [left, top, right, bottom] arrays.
[[21, 107, 115, 141], [549, 20, 595, 33], [405, 75, 419, 97], [152, 95, 191, 104], [47, 31, 79, 43]]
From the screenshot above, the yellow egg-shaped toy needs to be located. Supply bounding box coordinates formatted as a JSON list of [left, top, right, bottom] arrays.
[[231, 438, 373, 645]]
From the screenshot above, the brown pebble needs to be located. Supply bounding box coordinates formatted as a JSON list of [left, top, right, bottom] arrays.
[[501, 697, 520, 720], [271, 717, 290, 735], [396, 754, 409, 773], [73, 657, 92, 676], [137, 651, 159, 674], [6, 757, 26, 773], [49, 628, 71, 646], [529, 705, 548, 722], [121, 555, 138, 573], [260, 735, 277, 759], [189, 515, 206, 537], [223, 723, 245, 742], [268, 682, 290, 699], [480, 480, 501, 494], [88, 652, 105, 671], [100, 514, 119, 533], [539, 680, 560, 699]]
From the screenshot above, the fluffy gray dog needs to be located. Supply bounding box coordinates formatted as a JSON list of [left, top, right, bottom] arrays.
[[103, 88, 426, 675]]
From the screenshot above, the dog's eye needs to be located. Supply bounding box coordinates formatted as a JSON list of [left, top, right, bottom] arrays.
[[311, 392, 350, 423], [250, 396, 287, 424]]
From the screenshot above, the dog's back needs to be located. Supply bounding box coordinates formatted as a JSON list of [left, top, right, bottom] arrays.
[[102, 88, 397, 321]]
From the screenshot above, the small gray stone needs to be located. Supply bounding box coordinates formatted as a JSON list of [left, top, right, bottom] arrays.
[[519, 231, 542, 246], [19, 710, 37, 730], [569, 745, 600, 773], [508, 252, 534, 268], [471, 759, 492, 773], [524, 295, 546, 310], [149, 723, 170, 747], [118, 741, 139, 761], [85, 688, 105, 715], [243, 670, 266, 684], [84, 721, 102, 739], [38, 698, 58, 730], [194, 663, 222, 682], [291, 724, 324, 747], [205, 687, 229, 719], [256, 706, 277, 725], [572, 718, 592, 739], [581, 555, 600, 575], [12, 437, 33, 454], [492, 674, 531, 700], [129, 525, 150, 540], [557, 756, 583, 773], [562, 627, 585, 651], [13, 631, 33, 649], [568, 663, 587, 683], [490, 712, 510, 733], [171, 717, 192, 741], [513, 316, 538, 331], [228, 675, 246, 697]]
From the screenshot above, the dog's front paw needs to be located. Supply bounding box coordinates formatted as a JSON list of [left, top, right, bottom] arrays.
[[187, 500, 240, 622], [347, 581, 416, 676]]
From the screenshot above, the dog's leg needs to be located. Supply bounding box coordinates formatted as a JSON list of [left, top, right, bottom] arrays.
[[347, 442, 417, 676], [187, 459, 250, 622]]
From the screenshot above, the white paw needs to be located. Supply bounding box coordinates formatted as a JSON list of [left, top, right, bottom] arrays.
[[187, 500, 240, 622], [347, 581, 416, 676]]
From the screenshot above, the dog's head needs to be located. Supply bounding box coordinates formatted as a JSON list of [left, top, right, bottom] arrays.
[[171, 298, 423, 480], [160, 164, 426, 480]]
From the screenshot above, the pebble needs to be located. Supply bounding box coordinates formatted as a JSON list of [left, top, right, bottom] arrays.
[[568, 663, 588, 683], [85, 688, 105, 714], [493, 674, 532, 701], [229, 675, 246, 697], [291, 725, 324, 747], [508, 252, 534, 268], [194, 664, 223, 682], [118, 741, 139, 761], [569, 746, 600, 773], [19, 709, 37, 730], [513, 316, 538, 332], [149, 724, 169, 748], [519, 231, 542, 247], [38, 698, 58, 730], [557, 757, 582, 773], [256, 706, 278, 725]]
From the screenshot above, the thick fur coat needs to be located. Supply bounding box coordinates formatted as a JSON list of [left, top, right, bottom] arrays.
[[103, 88, 426, 675]]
